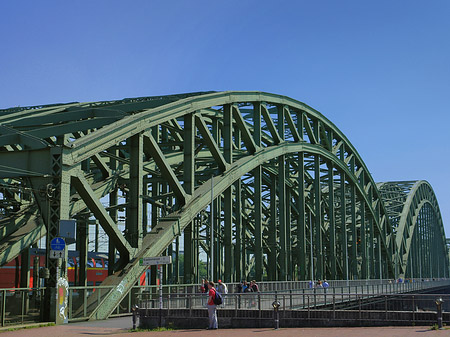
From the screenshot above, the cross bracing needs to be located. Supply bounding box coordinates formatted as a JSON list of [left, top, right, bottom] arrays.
[[0, 91, 448, 321]]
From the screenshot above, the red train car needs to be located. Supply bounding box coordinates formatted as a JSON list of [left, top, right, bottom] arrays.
[[0, 248, 145, 288]]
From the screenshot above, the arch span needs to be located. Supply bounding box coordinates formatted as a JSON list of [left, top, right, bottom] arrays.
[[0, 91, 447, 321], [379, 180, 448, 278]]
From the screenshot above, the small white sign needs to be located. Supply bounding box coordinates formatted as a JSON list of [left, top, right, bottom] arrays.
[[139, 256, 172, 266], [50, 250, 65, 259]]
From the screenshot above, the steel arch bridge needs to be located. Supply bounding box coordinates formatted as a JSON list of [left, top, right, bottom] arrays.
[[0, 91, 448, 321]]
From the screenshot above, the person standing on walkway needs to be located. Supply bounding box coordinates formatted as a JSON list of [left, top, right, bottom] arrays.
[[207, 281, 218, 330], [217, 280, 228, 307]]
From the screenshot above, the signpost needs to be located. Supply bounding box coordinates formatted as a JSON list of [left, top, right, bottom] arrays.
[[139, 256, 172, 327], [49, 250, 65, 259], [139, 256, 172, 266], [50, 237, 66, 251], [50, 238, 66, 260]]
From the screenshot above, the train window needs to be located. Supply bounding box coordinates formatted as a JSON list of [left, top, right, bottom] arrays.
[[87, 259, 94, 268], [104, 260, 108, 268], [94, 259, 103, 268], [67, 258, 75, 267]]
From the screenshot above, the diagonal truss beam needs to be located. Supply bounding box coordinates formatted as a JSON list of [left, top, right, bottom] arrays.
[[195, 115, 228, 172], [71, 171, 133, 259], [143, 132, 188, 204]]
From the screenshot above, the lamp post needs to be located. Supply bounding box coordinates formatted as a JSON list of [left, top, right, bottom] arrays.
[[132, 304, 139, 330], [272, 300, 281, 330], [435, 297, 444, 329]]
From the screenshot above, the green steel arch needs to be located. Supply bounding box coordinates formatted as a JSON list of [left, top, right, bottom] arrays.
[[378, 180, 448, 278], [0, 91, 447, 321]]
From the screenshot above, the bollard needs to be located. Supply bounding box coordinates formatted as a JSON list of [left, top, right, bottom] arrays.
[[132, 304, 139, 330], [272, 300, 281, 330], [435, 297, 444, 329]]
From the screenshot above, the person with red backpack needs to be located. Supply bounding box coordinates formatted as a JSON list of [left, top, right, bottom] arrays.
[[207, 281, 218, 329]]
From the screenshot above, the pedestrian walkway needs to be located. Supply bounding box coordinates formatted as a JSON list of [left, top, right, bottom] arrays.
[[0, 317, 447, 337]]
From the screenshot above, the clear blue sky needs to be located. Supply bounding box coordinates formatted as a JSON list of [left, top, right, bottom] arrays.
[[1, 1, 449, 235]]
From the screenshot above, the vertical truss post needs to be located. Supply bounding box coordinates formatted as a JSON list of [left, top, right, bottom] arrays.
[[360, 201, 367, 279], [254, 167, 263, 281], [278, 105, 287, 281], [368, 216, 375, 279], [214, 197, 221, 281], [20, 248, 30, 288], [76, 215, 88, 287], [127, 133, 143, 248], [175, 236, 180, 283], [268, 174, 277, 280], [314, 155, 323, 280], [223, 105, 233, 282], [377, 235, 382, 279], [297, 152, 307, 280], [253, 103, 262, 148], [327, 162, 336, 279], [286, 187, 292, 280], [253, 102, 263, 281], [339, 148, 348, 281], [30, 150, 71, 324], [234, 179, 243, 282], [108, 149, 118, 276], [183, 113, 195, 284], [278, 158, 287, 280], [349, 158, 357, 279]]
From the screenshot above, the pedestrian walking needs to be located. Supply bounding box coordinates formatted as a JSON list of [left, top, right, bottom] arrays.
[[217, 279, 228, 294], [200, 279, 209, 306], [250, 280, 259, 292], [207, 281, 218, 330], [217, 279, 228, 307]]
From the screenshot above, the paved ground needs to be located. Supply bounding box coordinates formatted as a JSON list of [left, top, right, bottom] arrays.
[[0, 317, 448, 337]]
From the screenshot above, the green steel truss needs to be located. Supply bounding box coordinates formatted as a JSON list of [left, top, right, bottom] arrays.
[[378, 181, 448, 278], [0, 91, 448, 321]]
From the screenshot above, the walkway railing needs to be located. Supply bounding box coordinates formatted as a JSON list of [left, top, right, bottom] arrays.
[[137, 280, 450, 312], [0, 287, 45, 327], [1, 279, 448, 326]]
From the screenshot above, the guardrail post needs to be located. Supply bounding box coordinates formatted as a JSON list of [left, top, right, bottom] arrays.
[[1, 290, 5, 327], [358, 295, 361, 320], [189, 294, 192, 317], [289, 290, 292, 309], [302, 288, 305, 308], [313, 288, 316, 308], [21, 290, 24, 324], [84, 289, 87, 318], [385, 295, 388, 320], [168, 294, 171, 315], [258, 293, 261, 318], [307, 295, 310, 319], [412, 295, 415, 323]]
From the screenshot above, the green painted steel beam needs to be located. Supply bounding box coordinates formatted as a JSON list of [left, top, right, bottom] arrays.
[[71, 171, 133, 258]]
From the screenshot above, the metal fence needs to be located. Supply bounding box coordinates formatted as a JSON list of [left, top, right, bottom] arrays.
[[1, 279, 448, 325], [139, 293, 450, 328], [0, 288, 45, 327], [136, 280, 450, 312]]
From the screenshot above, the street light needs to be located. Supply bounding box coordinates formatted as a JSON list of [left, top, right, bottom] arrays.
[[435, 297, 444, 329], [132, 304, 139, 330], [272, 300, 281, 330]]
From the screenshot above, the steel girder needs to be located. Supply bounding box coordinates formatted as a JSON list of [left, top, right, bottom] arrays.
[[0, 91, 446, 321], [378, 181, 449, 278]]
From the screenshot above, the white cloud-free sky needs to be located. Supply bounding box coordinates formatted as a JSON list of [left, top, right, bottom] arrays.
[[1, 1, 449, 236]]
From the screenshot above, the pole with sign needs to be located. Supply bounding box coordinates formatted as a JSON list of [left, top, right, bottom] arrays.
[[139, 256, 172, 327]]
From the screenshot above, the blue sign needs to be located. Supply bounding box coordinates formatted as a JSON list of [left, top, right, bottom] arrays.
[[50, 237, 66, 251]]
